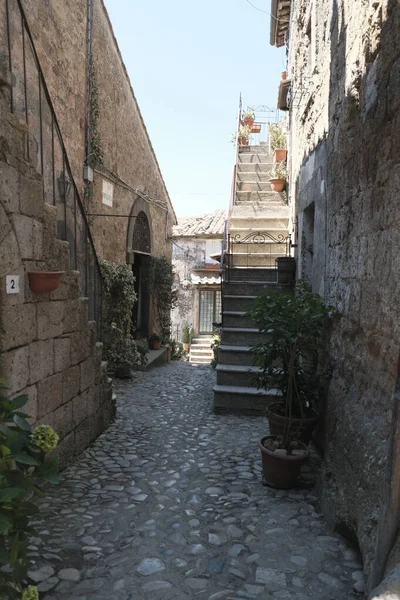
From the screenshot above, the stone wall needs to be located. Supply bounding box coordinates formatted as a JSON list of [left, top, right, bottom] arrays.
[[286, 0, 400, 591], [0, 66, 114, 469], [19, 0, 175, 266]]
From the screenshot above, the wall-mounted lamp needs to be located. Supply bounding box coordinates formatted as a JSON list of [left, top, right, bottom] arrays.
[[57, 172, 72, 201]]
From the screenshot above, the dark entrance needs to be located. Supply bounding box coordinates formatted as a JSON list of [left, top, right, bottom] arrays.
[[199, 289, 221, 334], [130, 211, 152, 338]]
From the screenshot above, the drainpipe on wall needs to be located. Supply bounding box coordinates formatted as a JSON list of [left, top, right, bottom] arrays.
[[369, 348, 400, 592]]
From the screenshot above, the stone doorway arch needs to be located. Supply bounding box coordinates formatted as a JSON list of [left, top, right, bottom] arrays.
[[126, 198, 153, 338]]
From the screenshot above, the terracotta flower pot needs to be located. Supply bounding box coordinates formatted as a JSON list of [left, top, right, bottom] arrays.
[[28, 271, 64, 294], [151, 340, 162, 350], [183, 343, 190, 352], [281, 71, 287, 80], [269, 178, 286, 192], [273, 148, 287, 162], [258, 435, 309, 489], [251, 123, 261, 134], [266, 402, 319, 445], [238, 137, 249, 146], [241, 116, 255, 128]]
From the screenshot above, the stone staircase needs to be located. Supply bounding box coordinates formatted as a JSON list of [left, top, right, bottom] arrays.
[[213, 142, 289, 414], [190, 336, 213, 363]]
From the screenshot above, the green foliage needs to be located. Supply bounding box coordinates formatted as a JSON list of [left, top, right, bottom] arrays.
[[149, 333, 162, 342], [171, 340, 184, 361], [182, 323, 192, 344], [148, 256, 177, 343], [0, 381, 59, 599], [231, 124, 252, 145], [269, 161, 287, 180], [100, 260, 139, 372], [211, 328, 221, 369], [268, 122, 287, 149], [88, 60, 103, 169], [248, 281, 332, 446]]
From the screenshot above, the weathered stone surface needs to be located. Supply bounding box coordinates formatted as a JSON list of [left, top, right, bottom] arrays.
[[70, 330, 90, 365], [0, 303, 36, 351], [53, 401, 73, 440], [136, 558, 165, 575], [17, 384, 38, 421], [0, 161, 19, 213], [37, 372, 63, 418], [80, 358, 95, 392], [2, 345, 30, 393], [29, 339, 54, 384], [19, 173, 44, 218], [62, 364, 80, 404], [53, 337, 71, 373], [37, 301, 64, 340]]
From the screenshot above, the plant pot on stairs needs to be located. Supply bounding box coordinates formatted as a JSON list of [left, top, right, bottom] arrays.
[[28, 271, 64, 294]]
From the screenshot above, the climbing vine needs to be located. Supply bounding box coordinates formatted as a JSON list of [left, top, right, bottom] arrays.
[[100, 260, 145, 372], [84, 60, 103, 219], [148, 256, 177, 342]]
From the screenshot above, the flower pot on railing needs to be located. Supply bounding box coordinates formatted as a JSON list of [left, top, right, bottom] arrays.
[[273, 148, 287, 162], [28, 271, 65, 294], [269, 178, 286, 192], [238, 137, 249, 146], [251, 123, 261, 134]]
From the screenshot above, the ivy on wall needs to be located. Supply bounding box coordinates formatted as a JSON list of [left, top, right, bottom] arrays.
[[84, 60, 103, 219], [148, 256, 177, 343]]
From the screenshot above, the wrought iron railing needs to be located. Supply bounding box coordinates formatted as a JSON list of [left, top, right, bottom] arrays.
[[3, 0, 102, 332], [225, 231, 291, 283]]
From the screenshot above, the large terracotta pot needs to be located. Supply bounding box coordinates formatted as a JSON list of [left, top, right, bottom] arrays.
[[151, 340, 162, 350], [241, 116, 255, 128], [238, 137, 249, 146], [251, 123, 261, 133], [266, 402, 319, 445], [273, 148, 287, 162], [269, 178, 286, 192], [28, 271, 64, 294], [183, 343, 190, 352], [258, 435, 309, 489]]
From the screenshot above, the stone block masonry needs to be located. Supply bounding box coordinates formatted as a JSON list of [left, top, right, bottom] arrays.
[[0, 70, 114, 469]]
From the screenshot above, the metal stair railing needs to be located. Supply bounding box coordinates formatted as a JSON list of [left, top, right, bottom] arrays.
[[3, 0, 102, 334]]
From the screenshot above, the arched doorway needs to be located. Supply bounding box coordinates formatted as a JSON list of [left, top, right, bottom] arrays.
[[126, 199, 152, 338]]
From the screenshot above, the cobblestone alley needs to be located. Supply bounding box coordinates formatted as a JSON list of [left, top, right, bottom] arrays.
[[29, 363, 362, 599]]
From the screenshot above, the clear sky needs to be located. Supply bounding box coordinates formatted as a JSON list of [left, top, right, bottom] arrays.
[[104, 0, 285, 218]]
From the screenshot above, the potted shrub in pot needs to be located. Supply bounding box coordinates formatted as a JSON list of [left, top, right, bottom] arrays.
[[269, 123, 287, 162], [182, 323, 192, 352], [232, 124, 252, 146], [240, 109, 255, 128], [149, 333, 162, 350], [269, 161, 287, 192], [248, 281, 332, 488]]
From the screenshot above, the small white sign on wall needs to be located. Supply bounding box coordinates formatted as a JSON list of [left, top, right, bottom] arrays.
[[102, 179, 114, 207], [6, 275, 20, 294]]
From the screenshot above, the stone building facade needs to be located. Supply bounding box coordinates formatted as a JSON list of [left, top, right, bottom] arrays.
[[271, 0, 400, 594], [16, 0, 177, 337], [171, 211, 225, 342], [0, 0, 175, 464]]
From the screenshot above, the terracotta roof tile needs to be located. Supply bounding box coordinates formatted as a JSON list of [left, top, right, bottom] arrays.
[[172, 209, 226, 237]]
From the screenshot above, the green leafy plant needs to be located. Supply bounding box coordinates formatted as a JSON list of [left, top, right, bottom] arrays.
[[171, 340, 184, 360], [211, 327, 221, 369], [182, 323, 192, 344], [149, 333, 162, 342], [269, 161, 287, 180], [248, 281, 332, 449], [100, 260, 139, 372], [0, 382, 60, 599], [268, 122, 286, 150], [148, 256, 177, 343], [231, 124, 252, 145]]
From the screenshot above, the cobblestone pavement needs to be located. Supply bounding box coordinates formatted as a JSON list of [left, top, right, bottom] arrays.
[[29, 362, 363, 599]]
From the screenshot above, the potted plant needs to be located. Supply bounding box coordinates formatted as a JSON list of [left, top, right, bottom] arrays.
[[149, 333, 162, 350], [248, 281, 332, 488], [240, 109, 255, 128], [232, 124, 252, 146], [28, 270, 65, 294], [182, 323, 192, 352], [269, 161, 287, 192], [269, 123, 287, 162]]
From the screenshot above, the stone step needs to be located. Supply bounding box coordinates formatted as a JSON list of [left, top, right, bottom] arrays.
[[223, 295, 257, 312], [238, 145, 269, 153], [213, 384, 280, 415], [218, 344, 254, 366], [190, 357, 212, 363], [221, 327, 269, 346], [226, 267, 279, 284], [235, 191, 287, 203], [223, 280, 279, 296], [190, 345, 213, 353], [223, 311, 256, 328], [231, 202, 289, 217], [237, 163, 270, 173], [237, 181, 274, 191], [238, 153, 273, 165], [230, 215, 288, 229], [237, 171, 270, 183], [216, 364, 262, 387]]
